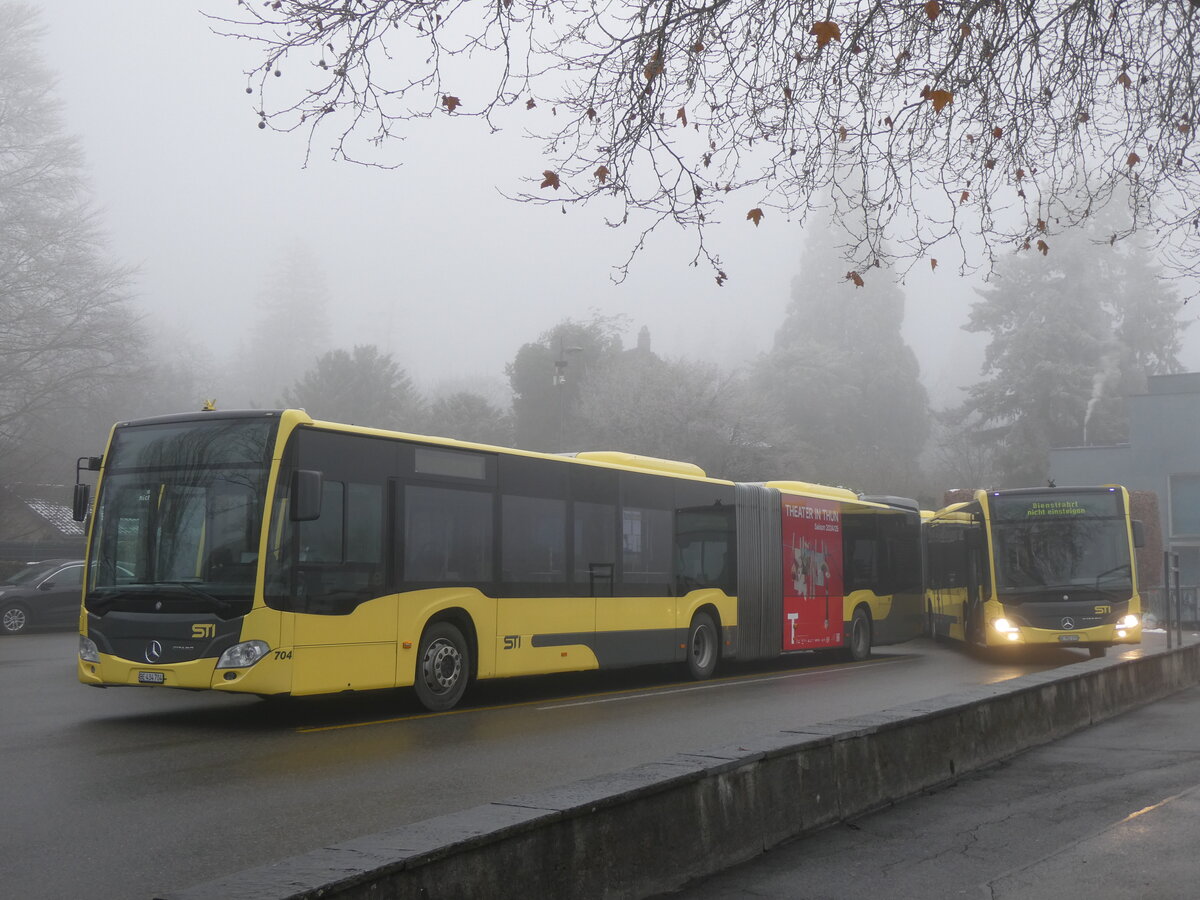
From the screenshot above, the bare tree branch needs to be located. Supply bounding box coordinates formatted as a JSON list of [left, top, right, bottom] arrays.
[[213, 1, 1200, 286]]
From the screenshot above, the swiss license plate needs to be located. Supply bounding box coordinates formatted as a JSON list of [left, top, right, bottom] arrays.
[[1057, 634, 1080, 643], [138, 671, 165, 684]]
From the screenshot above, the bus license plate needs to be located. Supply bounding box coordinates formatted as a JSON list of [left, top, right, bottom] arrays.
[[1057, 634, 1080, 643], [138, 671, 165, 684]]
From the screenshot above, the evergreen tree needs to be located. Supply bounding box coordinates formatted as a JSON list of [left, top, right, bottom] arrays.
[[754, 217, 930, 494], [235, 241, 333, 406], [960, 223, 1183, 486], [425, 392, 513, 446], [282, 345, 424, 430]]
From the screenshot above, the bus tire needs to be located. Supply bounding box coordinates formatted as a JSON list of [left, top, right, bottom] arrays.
[[414, 622, 470, 712], [1089, 646, 1108, 659], [1, 602, 30, 635], [847, 607, 872, 661], [686, 611, 719, 680]]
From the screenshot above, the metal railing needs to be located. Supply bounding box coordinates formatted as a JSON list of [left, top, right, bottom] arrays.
[[1141, 553, 1195, 645]]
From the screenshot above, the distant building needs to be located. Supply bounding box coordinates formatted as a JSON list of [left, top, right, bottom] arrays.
[[1049, 373, 1200, 588], [0, 483, 87, 565]]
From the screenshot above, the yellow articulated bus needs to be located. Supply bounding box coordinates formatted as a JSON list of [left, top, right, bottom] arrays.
[[74, 409, 923, 711], [923, 486, 1145, 658]]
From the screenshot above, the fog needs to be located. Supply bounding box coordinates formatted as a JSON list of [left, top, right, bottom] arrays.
[[30, 2, 1057, 410]]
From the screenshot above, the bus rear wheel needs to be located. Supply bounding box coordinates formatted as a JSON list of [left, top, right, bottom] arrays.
[[686, 612, 719, 680], [847, 608, 872, 661], [414, 622, 470, 712]]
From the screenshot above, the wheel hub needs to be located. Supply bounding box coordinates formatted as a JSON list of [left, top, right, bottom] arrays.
[[425, 640, 461, 692], [2, 608, 25, 632]]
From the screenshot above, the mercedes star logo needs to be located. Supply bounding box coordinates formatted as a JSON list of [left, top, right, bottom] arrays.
[[144, 640, 163, 663], [1061, 617, 1075, 630]]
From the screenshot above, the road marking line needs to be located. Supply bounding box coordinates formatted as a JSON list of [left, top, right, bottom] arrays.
[[537, 657, 914, 710], [296, 656, 914, 732]]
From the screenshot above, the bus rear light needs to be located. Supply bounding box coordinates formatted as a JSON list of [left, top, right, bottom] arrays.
[[216, 640, 270, 669]]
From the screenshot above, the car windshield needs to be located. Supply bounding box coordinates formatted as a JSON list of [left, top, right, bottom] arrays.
[[989, 491, 1133, 595], [85, 417, 277, 615]]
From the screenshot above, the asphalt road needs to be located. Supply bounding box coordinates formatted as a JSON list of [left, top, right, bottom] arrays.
[[0, 631, 1148, 899]]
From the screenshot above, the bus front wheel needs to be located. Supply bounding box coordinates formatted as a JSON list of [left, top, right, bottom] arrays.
[[414, 622, 470, 712], [686, 612, 719, 680], [1089, 646, 1108, 659], [847, 608, 872, 661]]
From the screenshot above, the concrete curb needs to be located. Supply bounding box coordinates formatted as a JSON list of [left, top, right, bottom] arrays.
[[157, 643, 1200, 900]]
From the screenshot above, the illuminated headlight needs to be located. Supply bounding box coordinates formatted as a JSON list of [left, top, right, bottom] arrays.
[[216, 640, 270, 669], [1120, 614, 1139, 629], [993, 618, 1018, 634], [79, 635, 99, 663]]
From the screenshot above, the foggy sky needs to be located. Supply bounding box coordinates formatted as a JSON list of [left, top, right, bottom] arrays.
[[34, 4, 1200, 410]]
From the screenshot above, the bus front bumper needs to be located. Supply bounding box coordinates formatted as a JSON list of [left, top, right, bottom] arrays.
[[989, 618, 1142, 648], [77, 647, 292, 695]]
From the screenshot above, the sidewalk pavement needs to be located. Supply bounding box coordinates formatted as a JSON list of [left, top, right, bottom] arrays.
[[661, 679, 1200, 899]]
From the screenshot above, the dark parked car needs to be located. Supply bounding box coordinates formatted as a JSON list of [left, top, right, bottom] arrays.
[[0, 559, 86, 635]]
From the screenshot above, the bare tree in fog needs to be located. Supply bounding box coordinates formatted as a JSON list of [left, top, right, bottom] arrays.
[[753, 214, 929, 495], [217, 1, 1200, 286], [0, 4, 141, 482], [282, 345, 424, 429], [956, 214, 1184, 487]]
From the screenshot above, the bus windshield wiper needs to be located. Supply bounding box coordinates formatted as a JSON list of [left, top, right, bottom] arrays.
[[1093, 564, 1132, 596], [85, 588, 147, 614], [154, 581, 235, 613]]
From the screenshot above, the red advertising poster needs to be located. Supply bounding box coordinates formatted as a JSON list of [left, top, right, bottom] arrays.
[[781, 495, 844, 650]]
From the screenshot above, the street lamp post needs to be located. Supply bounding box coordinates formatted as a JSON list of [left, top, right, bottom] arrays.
[[555, 341, 583, 450]]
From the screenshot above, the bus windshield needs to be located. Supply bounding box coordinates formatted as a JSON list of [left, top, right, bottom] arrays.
[[85, 417, 277, 616], [989, 492, 1133, 595]]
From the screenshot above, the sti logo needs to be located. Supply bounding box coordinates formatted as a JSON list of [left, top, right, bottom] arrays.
[[191, 623, 216, 639]]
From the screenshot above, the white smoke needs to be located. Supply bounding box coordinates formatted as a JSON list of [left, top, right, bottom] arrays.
[[1083, 348, 1122, 445]]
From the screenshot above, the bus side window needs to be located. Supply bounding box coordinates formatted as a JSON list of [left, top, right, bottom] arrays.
[[403, 484, 494, 585]]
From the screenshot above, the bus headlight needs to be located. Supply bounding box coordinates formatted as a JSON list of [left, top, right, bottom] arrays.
[[79, 635, 99, 663], [1120, 614, 1139, 629], [216, 640, 270, 669], [993, 618, 1018, 634]]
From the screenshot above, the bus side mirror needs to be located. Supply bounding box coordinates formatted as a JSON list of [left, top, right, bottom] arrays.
[[290, 469, 323, 522], [1131, 519, 1146, 550], [72, 483, 90, 522]]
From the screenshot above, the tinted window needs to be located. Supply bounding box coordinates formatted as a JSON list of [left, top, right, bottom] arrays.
[[404, 485, 493, 583], [575, 500, 617, 595], [265, 429, 392, 614], [502, 495, 566, 583]]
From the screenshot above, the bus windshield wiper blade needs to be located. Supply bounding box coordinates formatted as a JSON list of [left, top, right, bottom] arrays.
[[85, 588, 145, 613], [154, 581, 234, 612]]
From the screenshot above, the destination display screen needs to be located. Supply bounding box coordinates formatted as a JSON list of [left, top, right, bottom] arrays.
[[990, 491, 1123, 523]]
